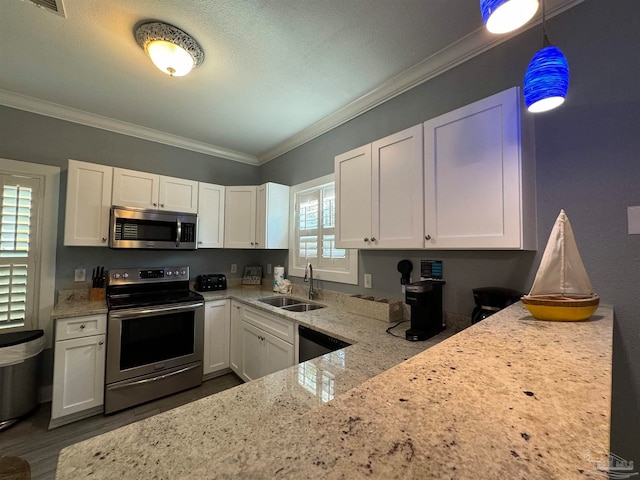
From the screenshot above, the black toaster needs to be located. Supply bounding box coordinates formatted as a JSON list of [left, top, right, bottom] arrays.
[[195, 274, 227, 292]]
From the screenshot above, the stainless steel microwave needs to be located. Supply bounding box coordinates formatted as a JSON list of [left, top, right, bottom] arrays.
[[109, 206, 198, 250]]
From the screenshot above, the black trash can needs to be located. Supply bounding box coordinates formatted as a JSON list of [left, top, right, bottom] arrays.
[[0, 329, 45, 431]]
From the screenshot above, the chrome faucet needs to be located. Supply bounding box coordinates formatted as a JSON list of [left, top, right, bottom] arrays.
[[304, 263, 316, 300]]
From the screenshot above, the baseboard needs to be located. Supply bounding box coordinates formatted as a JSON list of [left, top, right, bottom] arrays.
[[202, 368, 232, 382], [48, 405, 103, 430]]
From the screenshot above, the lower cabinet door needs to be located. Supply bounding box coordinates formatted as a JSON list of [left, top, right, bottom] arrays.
[[241, 321, 264, 382], [263, 331, 295, 377], [51, 334, 106, 420], [203, 300, 230, 376], [229, 301, 243, 375]]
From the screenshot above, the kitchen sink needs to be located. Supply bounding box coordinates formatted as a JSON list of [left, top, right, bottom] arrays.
[[258, 296, 305, 307], [280, 303, 325, 312]]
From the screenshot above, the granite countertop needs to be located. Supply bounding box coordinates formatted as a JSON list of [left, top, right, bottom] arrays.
[[56, 290, 613, 479]]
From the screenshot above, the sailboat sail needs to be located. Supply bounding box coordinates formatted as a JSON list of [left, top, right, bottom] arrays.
[[529, 210, 594, 296]]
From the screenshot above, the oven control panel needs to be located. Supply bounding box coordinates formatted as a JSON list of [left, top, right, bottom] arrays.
[[108, 267, 190, 286]]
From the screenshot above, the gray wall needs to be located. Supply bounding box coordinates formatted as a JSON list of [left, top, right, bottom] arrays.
[[260, 0, 640, 466]]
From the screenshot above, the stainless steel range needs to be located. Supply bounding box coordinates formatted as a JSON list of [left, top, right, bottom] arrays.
[[105, 266, 204, 414]]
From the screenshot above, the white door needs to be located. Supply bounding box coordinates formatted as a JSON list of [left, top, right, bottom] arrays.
[[224, 186, 257, 248], [263, 331, 294, 377], [64, 160, 112, 246], [159, 176, 198, 213], [423, 87, 524, 249], [371, 124, 424, 248], [229, 301, 243, 375], [197, 183, 225, 248], [112, 167, 159, 209], [51, 334, 105, 420], [241, 321, 264, 382], [335, 145, 372, 249], [203, 300, 230, 376]]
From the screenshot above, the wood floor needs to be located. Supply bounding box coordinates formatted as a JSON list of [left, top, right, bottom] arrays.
[[0, 373, 243, 480]]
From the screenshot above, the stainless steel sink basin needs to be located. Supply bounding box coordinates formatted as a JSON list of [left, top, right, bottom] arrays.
[[280, 303, 325, 312], [258, 296, 305, 307]]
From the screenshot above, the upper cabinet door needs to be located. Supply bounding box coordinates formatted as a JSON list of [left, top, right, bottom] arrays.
[[371, 125, 424, 248], [112, 167, 160, 209], [197, 182, 225, 248], [258, 182, 290, 249], [423, 86, 536, 250], [64, 160, 113, 246], [335, 145, 372, 249], [159, 176, 198, 213], [224, 186, 257, 248]]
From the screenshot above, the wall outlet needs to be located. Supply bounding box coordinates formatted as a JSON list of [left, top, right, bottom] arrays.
[[628, 206, 640, 234], [74, 268, 86, 282], [230, 264, 237, 273], [266, 264, 272, 274], [364, 273, 372, 289]]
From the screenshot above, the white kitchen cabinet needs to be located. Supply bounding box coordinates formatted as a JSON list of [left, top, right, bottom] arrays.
[[112, 167, 198, 213], [64, 159, 112, 246], [224, 183, 289, 249], [423, 86, 536, 250], [203, 300, 231, 378], [229, 300, 243, 376], [197, 182, 225, 248], [335, 124, 424, 249], [237, 305, 295, 382], [50, 314, 107, 428]]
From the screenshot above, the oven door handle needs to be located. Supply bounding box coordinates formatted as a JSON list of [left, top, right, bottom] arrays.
[[109, 301, 204, 320], [176, 217, 181, 248], [107, 364, 201, 391]]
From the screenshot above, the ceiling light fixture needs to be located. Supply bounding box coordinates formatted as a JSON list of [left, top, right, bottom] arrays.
[[135, 22, 204, 77], [523, 0, 569, 112], [480, 0, 539, 34]]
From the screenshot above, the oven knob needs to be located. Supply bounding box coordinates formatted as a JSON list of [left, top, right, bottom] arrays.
[[122, 272, 129, 279], [167, 271, 172, 276], [180, 270, 186, 276], [174, 270, 180, 276], [113, 273, 121, 279]]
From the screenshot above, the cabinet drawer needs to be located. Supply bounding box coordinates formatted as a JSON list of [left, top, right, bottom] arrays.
[[56, 314, 107, 341], [242, 306, 294, 344]]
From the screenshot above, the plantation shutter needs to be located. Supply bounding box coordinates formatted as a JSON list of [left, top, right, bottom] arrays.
[[0, 175, 39, 329]]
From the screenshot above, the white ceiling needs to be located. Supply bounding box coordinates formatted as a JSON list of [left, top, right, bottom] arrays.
[[0, 0, 582, 165]]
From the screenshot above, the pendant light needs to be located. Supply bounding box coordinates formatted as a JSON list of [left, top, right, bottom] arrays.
[[135, 22, 204, 77], [480, 0, 539, 34], [523, 0, 570, 112]]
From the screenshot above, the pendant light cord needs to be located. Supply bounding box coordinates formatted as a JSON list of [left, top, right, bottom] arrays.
[[541, 0, 551, 47]]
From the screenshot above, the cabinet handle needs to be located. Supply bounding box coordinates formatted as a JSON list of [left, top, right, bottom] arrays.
[[80, 324, 85, 329], [363, 237, 369, 243], [160, 204, 165, 208], [425, 234, 432, 241], [250, 242, 254, 246], [153, 203, 158, 207], [198, 241, 203, 244], [101, 237, 107, 242], [98, 341, 104, 346], [371, 237, 376, 242]]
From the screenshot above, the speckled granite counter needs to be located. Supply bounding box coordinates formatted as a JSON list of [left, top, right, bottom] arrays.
[[56, 291, 613, 479]]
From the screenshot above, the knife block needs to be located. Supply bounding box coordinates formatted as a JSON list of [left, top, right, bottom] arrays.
[[89, 288, 105, 302]]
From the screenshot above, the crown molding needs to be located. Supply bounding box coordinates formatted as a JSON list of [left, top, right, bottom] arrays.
[[0, 89, 258, 165], [257, 0, 585, 164]]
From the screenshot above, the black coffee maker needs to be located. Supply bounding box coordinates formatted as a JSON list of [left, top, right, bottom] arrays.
[[471, 287, 523, 324], [405, 280, 445, 341]]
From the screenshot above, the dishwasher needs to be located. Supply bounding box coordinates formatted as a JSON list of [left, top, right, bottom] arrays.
[[298, 325, 351, 362]]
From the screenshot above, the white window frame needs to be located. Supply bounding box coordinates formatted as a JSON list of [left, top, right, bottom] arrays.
[[0, 159, 59, 343], [288, 174, 358, 285]]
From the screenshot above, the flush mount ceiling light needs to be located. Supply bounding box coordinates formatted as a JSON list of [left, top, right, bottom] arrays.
[[480, 0, 539, 34], [523, 0, 570, 112], [135, 22, 204, 77]]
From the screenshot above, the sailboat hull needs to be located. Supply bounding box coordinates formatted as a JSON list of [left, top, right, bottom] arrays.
[[521, 294, 599, 321]]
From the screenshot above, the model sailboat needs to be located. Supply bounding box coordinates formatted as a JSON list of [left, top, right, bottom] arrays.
[[521, 210, 599, 321]]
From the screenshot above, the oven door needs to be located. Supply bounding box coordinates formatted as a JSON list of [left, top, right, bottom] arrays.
[[106, 301, 204, 384]]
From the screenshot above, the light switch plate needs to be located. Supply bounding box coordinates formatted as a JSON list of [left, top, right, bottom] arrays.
[[364, 273, 372, 289], [230, 264, 237, 273], [628, 206, 640, 234]]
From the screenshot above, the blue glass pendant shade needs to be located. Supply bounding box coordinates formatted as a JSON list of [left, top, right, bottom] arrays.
[[480, 0, 539, 34], [524, 45, 570, 112]]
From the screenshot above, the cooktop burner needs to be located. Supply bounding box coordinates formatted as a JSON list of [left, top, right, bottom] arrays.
[[106, 266, 204, 310]]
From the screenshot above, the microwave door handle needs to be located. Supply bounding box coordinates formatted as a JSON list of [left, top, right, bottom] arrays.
[[176, 218, 181, 247]]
